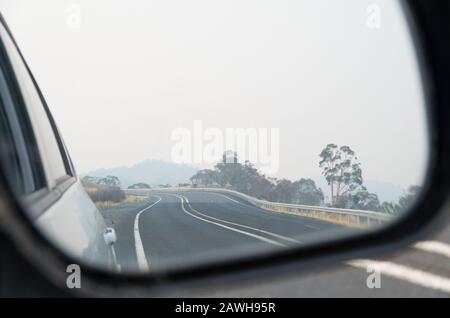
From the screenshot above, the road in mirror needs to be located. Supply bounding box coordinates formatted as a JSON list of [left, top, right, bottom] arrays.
[[2, 0, 428, 273]]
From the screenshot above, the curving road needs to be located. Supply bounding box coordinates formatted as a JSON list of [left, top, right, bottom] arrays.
[[104, 191, 348, 273], [102, 190, 450, 297]]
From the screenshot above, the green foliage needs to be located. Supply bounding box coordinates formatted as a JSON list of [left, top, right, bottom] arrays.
[[128, 183, 151, 189], [380, 185, 422, 214], [319, 144, 363, 205], [291, 179, 325, 206], [190, 152, 324, 206], [344, 189, 380, 210], [83, 175, 121, 188], [190, 169, 220, 186], [269, 178, 324, 205]]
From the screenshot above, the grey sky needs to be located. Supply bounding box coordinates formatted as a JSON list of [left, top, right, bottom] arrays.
[[0, 0, 428, 188]]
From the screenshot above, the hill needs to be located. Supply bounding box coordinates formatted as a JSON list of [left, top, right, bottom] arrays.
[[82, 159, 198, 188]]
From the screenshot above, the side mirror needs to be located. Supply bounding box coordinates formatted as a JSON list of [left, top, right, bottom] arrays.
[[0, 0, 449, 297], [103, 228, 117, 246]]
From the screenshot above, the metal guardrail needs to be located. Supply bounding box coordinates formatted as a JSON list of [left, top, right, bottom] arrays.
[[125, 187, 392, 228]]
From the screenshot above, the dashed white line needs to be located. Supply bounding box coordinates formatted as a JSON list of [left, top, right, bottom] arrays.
[[136, 191, 450, 295], [182, 195, 302, 245], [169, 194, 287, 247], [133, 195, 162, 272], [209, 192, 321, 231], [348, 259, 450, 294], [212, 192, 243, 205]]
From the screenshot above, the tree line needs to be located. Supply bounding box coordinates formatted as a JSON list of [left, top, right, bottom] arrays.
[[190, 146, 421, 213], [82, 144, 420, 213], [190, 158, 325, 206]]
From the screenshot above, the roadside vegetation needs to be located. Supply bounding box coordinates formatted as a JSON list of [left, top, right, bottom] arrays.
[[83, 145, 421, 214], [82, 176, 145, 209], [318, 144, 421, 213], [128, 183, 151, 189], [190, 147, 421, 214], [100, 196, 157, 229]]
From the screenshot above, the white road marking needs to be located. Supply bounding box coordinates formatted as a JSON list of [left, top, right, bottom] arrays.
[[209, 192, 321, 231], [209, 192, 261, 210], [133, 195, 162, 272], [144, 191, 450, 295], [182, 195, 302, 245], [213, 192, 243, 205], [169, 194, 287, 247], [304, 224, 320, 230], [348, 259, 450, 294], [414, 240, 450, 259]]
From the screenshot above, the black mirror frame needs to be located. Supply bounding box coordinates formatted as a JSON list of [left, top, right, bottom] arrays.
[[0, 0, 449, 297]]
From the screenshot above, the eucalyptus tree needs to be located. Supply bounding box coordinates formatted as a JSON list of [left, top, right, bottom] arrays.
[[319, 144, 363, 206]]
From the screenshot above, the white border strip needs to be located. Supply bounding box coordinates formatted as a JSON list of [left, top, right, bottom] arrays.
[[169, 194, 287, 247], [182, 195, 302, 245], [133, 196, 162, 272]]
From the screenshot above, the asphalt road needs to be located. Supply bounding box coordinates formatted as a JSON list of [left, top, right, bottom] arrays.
[[206, 225, 450, 298], [102, 190, 450, 297], [103, 191, 349, 273]]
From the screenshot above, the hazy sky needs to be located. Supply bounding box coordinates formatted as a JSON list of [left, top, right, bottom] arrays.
[[0, 0, 428, 188]]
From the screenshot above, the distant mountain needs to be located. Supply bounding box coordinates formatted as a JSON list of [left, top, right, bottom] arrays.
[[311, 176, 406, 204], [82, 159, 198, 188]]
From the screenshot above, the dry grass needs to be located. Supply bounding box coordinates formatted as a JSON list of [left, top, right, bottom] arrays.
[[82, 181, 101, 193], [82, 181, 147, 208], [94, 195, 146, 209]]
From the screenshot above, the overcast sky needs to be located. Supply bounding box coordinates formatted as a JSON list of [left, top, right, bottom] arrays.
[[0, 0, 428, 188]]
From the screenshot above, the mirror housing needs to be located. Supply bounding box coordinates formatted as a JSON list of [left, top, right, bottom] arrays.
[[0, 0, 450, 297]]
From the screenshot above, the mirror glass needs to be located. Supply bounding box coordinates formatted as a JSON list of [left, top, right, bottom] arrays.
[[0, 0, 428, 273]]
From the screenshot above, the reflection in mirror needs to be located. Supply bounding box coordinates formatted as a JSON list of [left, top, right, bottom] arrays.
[[0, 0, 428, 273]]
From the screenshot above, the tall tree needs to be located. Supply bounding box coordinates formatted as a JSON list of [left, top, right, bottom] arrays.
[[319, 144, 363, 206]]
